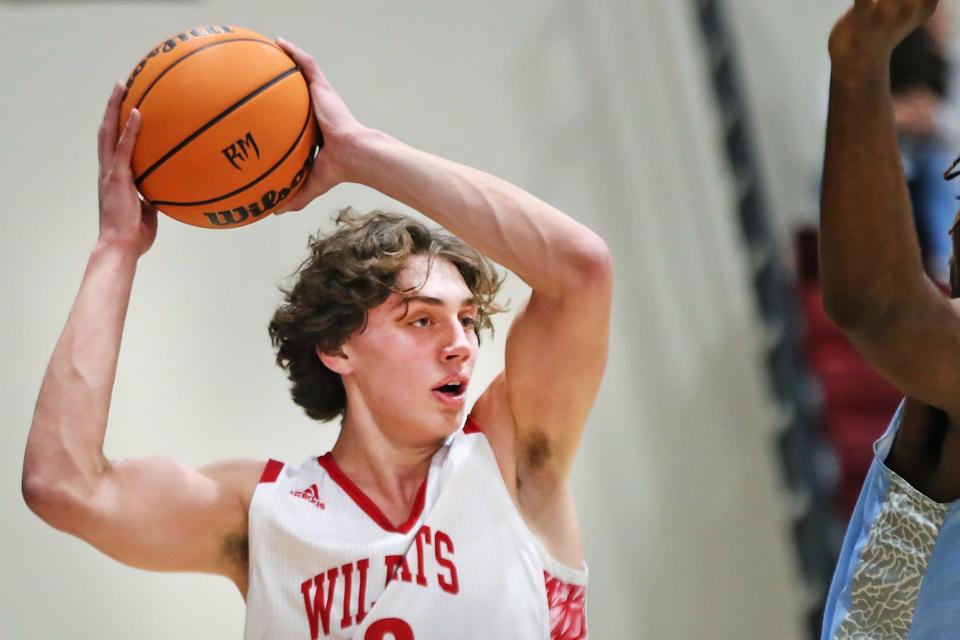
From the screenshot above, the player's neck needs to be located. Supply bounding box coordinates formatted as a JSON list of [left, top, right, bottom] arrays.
[[330, 404, 440, 509]]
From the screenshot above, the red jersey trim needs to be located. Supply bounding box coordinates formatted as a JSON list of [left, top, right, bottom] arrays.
[[463, 414, 482, 434], [544, 570, 587, 639], [259, 459, 284, 483], [317, 453, 427, 534]]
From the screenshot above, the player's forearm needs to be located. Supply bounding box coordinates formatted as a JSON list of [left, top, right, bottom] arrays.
[[819, 72, 932, 328], [23, 241, 139, 515], [344, 129, 611, 297]]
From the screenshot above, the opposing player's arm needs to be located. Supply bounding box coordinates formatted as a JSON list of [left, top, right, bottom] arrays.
[[820, 0, 960, 416], [22, 83, 257, 587]]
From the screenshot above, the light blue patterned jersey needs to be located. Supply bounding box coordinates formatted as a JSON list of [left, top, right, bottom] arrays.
[[822, 402, 960, 639]]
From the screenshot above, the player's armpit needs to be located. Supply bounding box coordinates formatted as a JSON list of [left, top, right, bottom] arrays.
[[24, 455, 262, 586], [839, 289, 960, 418]]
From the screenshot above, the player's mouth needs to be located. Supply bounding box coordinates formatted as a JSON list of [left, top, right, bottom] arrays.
[[432, 376, 468, 405]]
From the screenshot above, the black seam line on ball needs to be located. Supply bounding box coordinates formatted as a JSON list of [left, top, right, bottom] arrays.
[[150, 107, 313, 207], [134, 66, 301, 187], [134, 38, 279, 110]]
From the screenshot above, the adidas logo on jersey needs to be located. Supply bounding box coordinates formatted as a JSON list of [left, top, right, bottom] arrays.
[[290, 484, 325, 510]]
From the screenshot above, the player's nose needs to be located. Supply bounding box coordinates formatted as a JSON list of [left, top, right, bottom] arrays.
[[440, 319, 473, 362]]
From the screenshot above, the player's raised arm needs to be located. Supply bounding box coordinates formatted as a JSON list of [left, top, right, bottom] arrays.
[[338, 131, 613, 483], [820, 0, 960, 416], [277, 39, 611, 518], [21, 83, 258, 588]]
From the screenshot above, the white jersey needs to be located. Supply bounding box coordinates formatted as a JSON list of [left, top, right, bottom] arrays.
[[243, 416, 588, 640]]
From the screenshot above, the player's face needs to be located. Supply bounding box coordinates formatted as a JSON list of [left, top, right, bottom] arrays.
[[340, 254, 480, 443]]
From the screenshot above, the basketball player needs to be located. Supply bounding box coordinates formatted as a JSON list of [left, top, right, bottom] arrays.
[[820, 0, 960, 637], [21, 37, 611, 640]]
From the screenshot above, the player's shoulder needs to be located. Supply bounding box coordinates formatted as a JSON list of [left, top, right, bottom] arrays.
[[199, 458, 274, 509]]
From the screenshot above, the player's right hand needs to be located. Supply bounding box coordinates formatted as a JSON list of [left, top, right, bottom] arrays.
[[829, 0, 940, 82], [97, 81, 158, 257], [273, 38, 367, 214]]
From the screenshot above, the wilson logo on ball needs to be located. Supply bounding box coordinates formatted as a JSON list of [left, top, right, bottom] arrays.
[[202, 153, 312, 227]]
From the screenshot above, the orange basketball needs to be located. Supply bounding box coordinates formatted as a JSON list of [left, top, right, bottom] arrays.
[[120, 26, 319, 229]]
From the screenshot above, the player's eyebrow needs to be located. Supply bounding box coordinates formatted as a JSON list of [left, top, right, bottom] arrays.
[[401, 294, 477, 308]]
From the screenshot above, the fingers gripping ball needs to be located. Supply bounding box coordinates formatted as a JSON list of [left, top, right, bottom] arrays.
[[120, 26, 320, 229]]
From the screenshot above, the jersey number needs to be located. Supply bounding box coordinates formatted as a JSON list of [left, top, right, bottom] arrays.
[[364, 618, 414, 640]]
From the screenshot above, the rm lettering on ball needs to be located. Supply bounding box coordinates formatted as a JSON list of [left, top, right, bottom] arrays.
[[223, 132, 261, 170], [201, 153, 313, 227]]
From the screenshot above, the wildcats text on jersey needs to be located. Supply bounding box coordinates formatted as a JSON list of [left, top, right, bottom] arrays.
[[300, 525, 459, 639]]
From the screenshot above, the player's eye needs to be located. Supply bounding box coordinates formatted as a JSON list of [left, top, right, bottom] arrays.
[[410, 317, 431, 328], [460, 316, 477, 328]]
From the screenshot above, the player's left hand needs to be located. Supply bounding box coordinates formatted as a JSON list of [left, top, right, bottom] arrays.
[[274, 38, 366, 214], [829, 0, 940, 82], [98, 81, 159, 256]]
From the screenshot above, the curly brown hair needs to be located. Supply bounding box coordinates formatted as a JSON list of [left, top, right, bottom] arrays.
[[268, 208, 506, 422]]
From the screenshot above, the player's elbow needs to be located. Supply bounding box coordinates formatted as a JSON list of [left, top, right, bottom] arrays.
[[823, 275, 931, 335], [821, 290, 877, 332], [820, 266, 903, 329], [22, 458, 97, 533], [22, 471, 72, 529], [566, 234, 613, 292]]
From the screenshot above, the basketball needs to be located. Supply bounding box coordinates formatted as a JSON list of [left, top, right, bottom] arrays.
[[120, 26, 319, 229]]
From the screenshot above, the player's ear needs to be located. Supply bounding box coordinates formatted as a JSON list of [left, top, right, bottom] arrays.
[[316, 345, 352, 375]]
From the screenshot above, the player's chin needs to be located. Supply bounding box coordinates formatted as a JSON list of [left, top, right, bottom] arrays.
[[424, 400, 466, 435]]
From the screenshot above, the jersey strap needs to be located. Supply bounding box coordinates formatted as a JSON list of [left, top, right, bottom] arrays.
[[463, 414, 482, 434], [259, 458, 284, 483]]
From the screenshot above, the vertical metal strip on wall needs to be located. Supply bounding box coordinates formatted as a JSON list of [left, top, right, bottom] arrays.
[[689, 1, 842, 636]]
